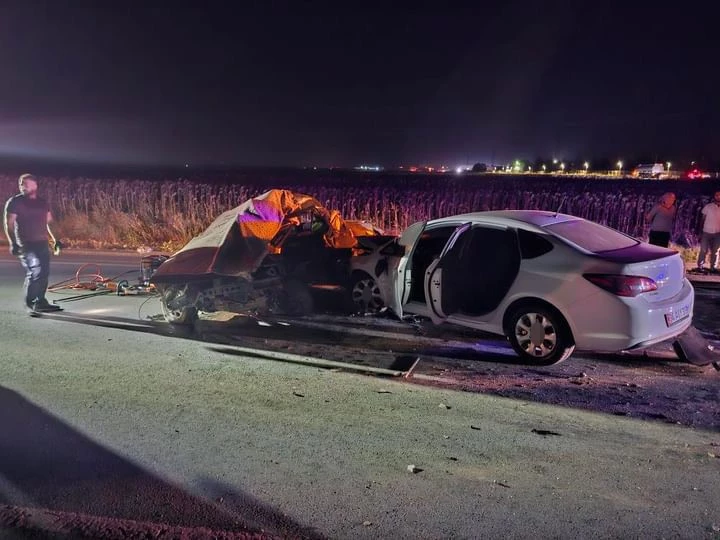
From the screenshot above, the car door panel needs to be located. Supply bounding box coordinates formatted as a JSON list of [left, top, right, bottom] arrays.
[[425, 223, 472, 323], [387, 221, 426, 318]]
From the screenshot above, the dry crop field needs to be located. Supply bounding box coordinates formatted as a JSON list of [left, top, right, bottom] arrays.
[[1, 170, 718, 252]]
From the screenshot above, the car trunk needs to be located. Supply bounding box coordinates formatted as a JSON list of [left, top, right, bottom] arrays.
[[598, 246, 685, 302]]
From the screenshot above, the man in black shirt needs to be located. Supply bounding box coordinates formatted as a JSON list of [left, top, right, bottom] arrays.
[[3, 173, 62, 313]]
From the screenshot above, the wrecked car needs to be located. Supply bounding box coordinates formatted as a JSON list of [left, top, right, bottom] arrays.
[[151, 189, 390, 323], [355, 210, 695, 365]]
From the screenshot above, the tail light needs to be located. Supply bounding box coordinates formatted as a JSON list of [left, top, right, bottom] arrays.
[[583, 274, 657, 297]]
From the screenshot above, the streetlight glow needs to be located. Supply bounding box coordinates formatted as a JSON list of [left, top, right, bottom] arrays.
[[583, 161, 589, 170]]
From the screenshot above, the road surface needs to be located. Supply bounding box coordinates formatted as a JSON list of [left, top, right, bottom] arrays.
[[0, 250, 719, 538]]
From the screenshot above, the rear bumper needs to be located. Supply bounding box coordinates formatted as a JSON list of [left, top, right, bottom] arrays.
[[623, 316, 693, 350], [573, 279, 695, 352]]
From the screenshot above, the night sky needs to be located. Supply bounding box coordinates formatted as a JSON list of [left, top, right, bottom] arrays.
[[0, 2, 717, 168]]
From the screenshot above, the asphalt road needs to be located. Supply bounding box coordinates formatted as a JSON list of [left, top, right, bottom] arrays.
[[1, 250, 719, 539]]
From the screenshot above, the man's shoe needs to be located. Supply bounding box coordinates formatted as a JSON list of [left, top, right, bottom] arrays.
[[32, 300, 63, 313]]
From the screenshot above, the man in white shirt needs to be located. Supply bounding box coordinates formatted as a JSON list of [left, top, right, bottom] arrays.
[[696, 191, 720, 272]]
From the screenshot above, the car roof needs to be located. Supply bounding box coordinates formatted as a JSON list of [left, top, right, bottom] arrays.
[[426, 210, 580, 231]]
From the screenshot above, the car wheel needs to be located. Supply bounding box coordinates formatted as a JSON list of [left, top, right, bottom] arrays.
[[280, 279, 314, 316], [506, 304, 575, 365], [159, 285, 198, 325], [350, 272, 384, 313]]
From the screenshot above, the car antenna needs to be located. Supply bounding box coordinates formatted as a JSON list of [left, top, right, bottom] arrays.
[[554, 196, 566, 217]]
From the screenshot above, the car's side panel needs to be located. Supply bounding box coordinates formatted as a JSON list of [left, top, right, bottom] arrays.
[[445, 239, 590, 333]]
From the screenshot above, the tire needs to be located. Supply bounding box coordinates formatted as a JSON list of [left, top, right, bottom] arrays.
[[349, 272, 385, 314], [159, 285, 199, 325], [280, 279, 314, 316], [506, 304, 575, 365]]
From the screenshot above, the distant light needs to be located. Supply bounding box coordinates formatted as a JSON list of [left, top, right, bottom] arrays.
[[666, 161, 672, 170], [185, 163, 189, 168], [456, 167, 464, 174], [552, 158, 558, 164], [617, 160, 623, 169], [560, 162, 565, 170], [583, 161, 589, 169], [541, 164, 546, 171]]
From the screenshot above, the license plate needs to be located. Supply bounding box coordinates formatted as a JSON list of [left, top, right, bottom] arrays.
[[665, 304, 690, 327]]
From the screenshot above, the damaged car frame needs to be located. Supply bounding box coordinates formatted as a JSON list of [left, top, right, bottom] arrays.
[[151, 189, 389, 324]]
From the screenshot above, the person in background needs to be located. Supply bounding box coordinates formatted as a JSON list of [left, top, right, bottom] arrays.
[[695, 190, 720, 273], [645, 192, 676, 248], [3, 173, 63, 313]]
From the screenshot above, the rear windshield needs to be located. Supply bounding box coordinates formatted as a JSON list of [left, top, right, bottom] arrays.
[[544, 219, 638, 253]]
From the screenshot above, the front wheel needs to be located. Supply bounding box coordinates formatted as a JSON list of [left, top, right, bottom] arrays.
[[349, 272, 385, 314], [506, 304, 575, 365], [159, 285, 199, 325]]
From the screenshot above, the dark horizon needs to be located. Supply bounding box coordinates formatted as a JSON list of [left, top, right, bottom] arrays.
[[1, 2, 718, 169]]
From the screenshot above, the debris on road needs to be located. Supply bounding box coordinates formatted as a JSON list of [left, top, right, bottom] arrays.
[[672, 326, 720, 366], [406, 465, 423, 474], [532, 428, 562, 437]]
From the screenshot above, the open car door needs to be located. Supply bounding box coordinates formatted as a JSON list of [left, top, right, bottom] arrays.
[[385, 221, 426, 318], [425, 224, 521, 324], [424, 223, 471, 324]]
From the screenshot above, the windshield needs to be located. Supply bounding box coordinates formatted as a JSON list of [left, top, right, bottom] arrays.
[[544, 219, 639, 253]]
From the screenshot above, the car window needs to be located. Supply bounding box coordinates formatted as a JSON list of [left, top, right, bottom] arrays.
[[417, 225, 461, 259], [544, 219, 638, 253], [517, 229, 554, 259]]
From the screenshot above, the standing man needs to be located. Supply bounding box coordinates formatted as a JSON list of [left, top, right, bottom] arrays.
[[3, 173, 63, 312], [645, 192, 677, 247], [696, 190, 720, 273]]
